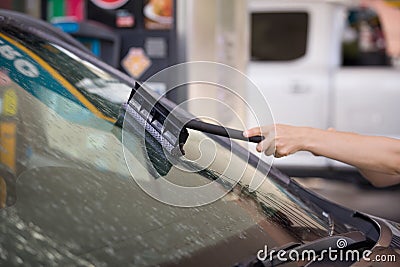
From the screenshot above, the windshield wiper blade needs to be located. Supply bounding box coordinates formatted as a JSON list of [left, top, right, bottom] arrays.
[[123, 82, 264, 157], [235, 231, 372, 267], [118, 82, 265, 177]]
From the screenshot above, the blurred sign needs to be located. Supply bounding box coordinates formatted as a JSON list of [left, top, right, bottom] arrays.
[[87, 0, 135, 28], [122, 48, 151, 78], [90, 0, 130, 9], [145, 37, 167, 58], [116, 9, 135, 27], [144, 0, 173, 30]]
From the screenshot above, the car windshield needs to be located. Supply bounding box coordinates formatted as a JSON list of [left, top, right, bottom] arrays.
[[0, 21, 347, 266]]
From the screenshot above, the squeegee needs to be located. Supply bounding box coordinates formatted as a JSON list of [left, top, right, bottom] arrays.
[[120, 82, 264, 158]]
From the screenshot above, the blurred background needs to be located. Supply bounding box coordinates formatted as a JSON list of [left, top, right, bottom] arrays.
[[1, 0, 399, 221]]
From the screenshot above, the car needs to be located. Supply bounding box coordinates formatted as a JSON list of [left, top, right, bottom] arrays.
[[247, 0, 400, 175], [0, 9, 399, 267]]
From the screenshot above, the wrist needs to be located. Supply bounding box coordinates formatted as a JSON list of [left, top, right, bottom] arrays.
[[299, 127, 321, 152]]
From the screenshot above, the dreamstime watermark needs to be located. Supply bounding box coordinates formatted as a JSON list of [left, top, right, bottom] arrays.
[[256, 238, 397, 263], [122, 61, 275, 207]]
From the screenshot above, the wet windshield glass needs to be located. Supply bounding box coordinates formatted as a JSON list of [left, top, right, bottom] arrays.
[[0, 23, 344, 266]]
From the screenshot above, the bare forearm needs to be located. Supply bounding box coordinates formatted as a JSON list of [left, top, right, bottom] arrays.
[[244, 124, 400, 186], [359, 169, 400, 187], [302, 128, 400, 175]]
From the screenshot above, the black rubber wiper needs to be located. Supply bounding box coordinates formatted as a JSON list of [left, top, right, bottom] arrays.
[[123, 82, 264, 157], [235, 231, 373, 267], [117, 82, 265, 177]]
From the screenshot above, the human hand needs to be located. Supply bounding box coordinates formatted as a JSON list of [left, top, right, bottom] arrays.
[[243, 124, 309, 158]]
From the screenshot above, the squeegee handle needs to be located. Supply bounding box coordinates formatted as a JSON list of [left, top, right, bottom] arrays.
[[185, 120, 265, 143]]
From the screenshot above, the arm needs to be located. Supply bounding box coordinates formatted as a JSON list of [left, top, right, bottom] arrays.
[[244, 124, 400, 187], [358, 169, 400, 188]]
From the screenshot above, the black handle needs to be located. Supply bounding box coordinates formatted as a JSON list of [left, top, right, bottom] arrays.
[[185, 120, 264, 143]]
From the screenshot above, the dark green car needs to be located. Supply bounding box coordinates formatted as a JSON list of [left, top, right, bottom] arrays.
[[0, 10, 398, 267]]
